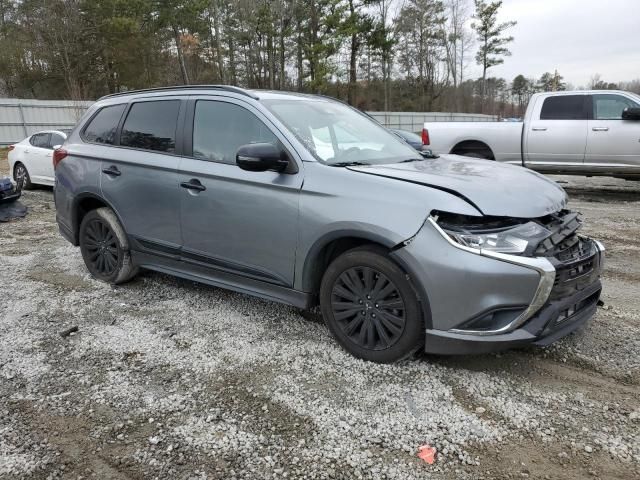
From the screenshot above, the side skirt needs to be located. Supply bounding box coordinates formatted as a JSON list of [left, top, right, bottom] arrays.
[[131, 251, 313, 310]]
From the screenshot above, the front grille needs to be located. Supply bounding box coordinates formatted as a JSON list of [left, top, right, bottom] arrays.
[[534, 211, 582, 258], [552, 290, 601, 327], [532, 210, 601, 301], [550, 241, 600, 300]]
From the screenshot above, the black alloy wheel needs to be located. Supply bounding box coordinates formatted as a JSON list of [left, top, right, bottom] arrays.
[[319, 246, 424, 363], [82, 218, 121, 277], [14, 163, 32, 190], [331, 266, 406, 351], [79, 207, 138, 284]]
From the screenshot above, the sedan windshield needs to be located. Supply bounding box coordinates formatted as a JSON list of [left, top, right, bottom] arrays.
[[262, 98, 420, 166]]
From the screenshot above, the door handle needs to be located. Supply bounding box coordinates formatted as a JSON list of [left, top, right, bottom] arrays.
[[592, 127, 609, 132], [102, 166, 121, 176], [180, 179, 206, 192], [532, 127, 547, 131]]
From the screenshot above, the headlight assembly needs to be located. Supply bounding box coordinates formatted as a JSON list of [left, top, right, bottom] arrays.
[[434, 213, 551, 255]]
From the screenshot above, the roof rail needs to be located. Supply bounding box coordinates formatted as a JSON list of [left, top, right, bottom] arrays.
[[98, 85, 259, 101]]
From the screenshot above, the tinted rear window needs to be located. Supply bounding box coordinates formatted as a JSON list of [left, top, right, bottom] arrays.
[[83, 104, 126, 144], [120, 100, 180, 153], [539, 96, 586, 120]]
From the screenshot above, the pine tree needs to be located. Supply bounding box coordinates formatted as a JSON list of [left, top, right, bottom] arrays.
[[472, 0, 516, 112]]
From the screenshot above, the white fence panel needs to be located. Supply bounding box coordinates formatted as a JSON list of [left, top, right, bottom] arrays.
[[1, 98, 498, 145], [0, 99, 93, 145], [366, 111, 498, 133]]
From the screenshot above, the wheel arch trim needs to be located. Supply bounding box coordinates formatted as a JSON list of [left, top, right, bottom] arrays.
[[70, 192, 127, 246], [299, 228, 434, 329], [299, 228, 397, 292], [450, 139, 495, 159]]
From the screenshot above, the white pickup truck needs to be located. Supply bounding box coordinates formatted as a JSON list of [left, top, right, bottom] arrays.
[[423, 90, 640, 179]]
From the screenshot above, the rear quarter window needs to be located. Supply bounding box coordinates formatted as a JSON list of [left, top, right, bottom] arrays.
[[50, 133, 65, 148], [82, 104, 126, 145], [120, 100, 181, 153]]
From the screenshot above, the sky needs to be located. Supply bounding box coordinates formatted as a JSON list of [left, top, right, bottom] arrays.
[[465, 0, 640, 87]]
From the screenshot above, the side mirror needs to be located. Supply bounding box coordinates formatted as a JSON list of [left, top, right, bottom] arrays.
[[621, 107, 640, 120], [236, 143, 289, 173], [52, 144, 62, 150]]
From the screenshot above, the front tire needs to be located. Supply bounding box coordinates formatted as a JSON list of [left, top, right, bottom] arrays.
[[320, 246, 424, 363], [79, 207, 137, 284], [14, 163, 33, 190]]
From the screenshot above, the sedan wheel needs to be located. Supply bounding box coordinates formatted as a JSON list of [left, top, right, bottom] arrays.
[[14, 163, 32, 190]]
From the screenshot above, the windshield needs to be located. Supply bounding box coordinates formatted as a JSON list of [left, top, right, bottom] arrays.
[[262, 98, 420, 166], [629, 92, 640, 105]]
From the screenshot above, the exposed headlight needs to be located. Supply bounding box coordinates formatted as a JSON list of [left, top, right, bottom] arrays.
[[441, 221, 551, 255]]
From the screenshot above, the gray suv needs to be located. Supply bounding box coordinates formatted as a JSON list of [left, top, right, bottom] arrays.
[[54, 86, 605, 363]]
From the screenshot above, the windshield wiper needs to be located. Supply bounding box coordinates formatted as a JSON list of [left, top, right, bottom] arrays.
[[420, 149, 439, 159], [398, 151, 439, 163], [328, 161, 372, 167]]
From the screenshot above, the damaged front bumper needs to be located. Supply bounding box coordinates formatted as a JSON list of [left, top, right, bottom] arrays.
[[390, 213, 604, 355], [422, 277, 602, 355]]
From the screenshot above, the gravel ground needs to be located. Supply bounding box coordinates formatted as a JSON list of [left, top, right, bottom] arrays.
[[1, 151, 639, 479]]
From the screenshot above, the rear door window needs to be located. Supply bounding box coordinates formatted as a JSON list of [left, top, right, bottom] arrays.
[[120, 100, 181, 153], [82, 104, 126, 145], [30, 133, 51, 148], [540, 95, 587, 120]]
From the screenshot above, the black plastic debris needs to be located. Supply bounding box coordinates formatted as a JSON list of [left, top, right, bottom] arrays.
[[59, 325, 79, 338], [0, 176, 28, 222]]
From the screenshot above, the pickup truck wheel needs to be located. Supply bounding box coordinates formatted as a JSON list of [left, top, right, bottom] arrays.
[[79, 207, 137, 284], [320, 246, 423, 363]]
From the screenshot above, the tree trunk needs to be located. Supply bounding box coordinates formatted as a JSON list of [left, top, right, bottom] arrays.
[[211, 2, 225, 83], [348, 33, 358, 105], [173, 25, 190, 85], [279, 29, 286, 89], [228, 36, 237, 84], [296, 21, 303, 91], [267, 34, 275, 89], [347, 0, 357, 105]]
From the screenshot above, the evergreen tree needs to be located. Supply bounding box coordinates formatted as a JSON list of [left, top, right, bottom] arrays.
[[471, 0, 516, 111]]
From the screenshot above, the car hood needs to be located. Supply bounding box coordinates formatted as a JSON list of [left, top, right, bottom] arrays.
[[347, 154, 568, 218]]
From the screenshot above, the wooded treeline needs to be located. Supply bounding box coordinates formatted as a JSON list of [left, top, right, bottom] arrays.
[[0, 0, 638, 115]]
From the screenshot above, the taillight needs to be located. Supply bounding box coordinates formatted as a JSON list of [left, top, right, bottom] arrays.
[[421, 128, 430, 146], [53, 148, 68, 169], [8, 145, 15, 151]]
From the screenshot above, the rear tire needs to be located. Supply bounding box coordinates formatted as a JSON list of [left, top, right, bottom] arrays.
[[14, 163, 33, 190], [320, 246, 424, 363], [79, 207, 137, 284]]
